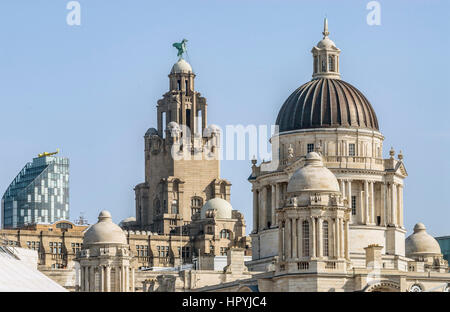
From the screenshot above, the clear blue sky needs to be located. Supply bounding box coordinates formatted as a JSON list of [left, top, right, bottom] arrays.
[[0, 0, 448, 236]]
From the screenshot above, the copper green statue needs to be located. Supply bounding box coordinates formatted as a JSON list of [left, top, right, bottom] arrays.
[[172, 39, 188, 59]]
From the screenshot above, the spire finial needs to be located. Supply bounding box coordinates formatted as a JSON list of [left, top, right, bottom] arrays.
[[322, 17, 330, 38]]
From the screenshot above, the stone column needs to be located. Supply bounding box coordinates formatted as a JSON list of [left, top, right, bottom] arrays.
[[370, 181, 375, 224], [317, 218, 323, 258], [334, 218, 339, 258], [347, 180, 352, 205], [340, 179, 346, 197], [105, 266, 111, 292], [84, 266, 89, 292], [364, 180, 369, 224], [80, 265, 85, 292], [311, 217, 316, 258], [99, 266, 104, 292], [297, 218, 303, 258], [275, 183, 280, 209], [391, 183, 397, 226], [339, 218, 344, 258], [89, 266, 95, 292], [122, 266, 126, 292], [271, 184, 276, 227], [125, 266, 130, 292], [381, 182, 387, 226], [286, 218, 292, 259], [131, 268, 135, 292], [252, 188, 259, 232], [261, 187, 268, 230], [398, 185, 404, 227], [292, 218, 297, 258], [279, 220, 284, 260], [344, 220, 350, 259], [117, 267, 121, 292], [359, 189, 365, 224]]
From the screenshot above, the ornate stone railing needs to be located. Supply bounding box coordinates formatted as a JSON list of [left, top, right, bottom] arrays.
[[298, 261, 309, 270]]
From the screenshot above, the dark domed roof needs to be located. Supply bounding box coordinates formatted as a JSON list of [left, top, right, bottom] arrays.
[[276, 78, 379, 133]]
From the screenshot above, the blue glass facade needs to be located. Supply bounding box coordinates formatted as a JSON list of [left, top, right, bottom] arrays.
[[1, 156, 69, 229], [436, 236, 450, 265]]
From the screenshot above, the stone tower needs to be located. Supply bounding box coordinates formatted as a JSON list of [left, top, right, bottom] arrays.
[[134, 55, 231, 234]]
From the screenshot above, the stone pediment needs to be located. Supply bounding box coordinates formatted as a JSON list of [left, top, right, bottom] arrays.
[[283, 156, 306, 176], [394, 161, 408, 177]]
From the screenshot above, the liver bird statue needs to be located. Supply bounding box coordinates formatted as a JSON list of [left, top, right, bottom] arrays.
[[172, 39, 188, 59]]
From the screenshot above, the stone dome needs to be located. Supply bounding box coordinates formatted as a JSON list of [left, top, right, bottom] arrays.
[[276, 78, 379, 133], [317, 37, 336, 49], [200, 198, 233, 219], [171, 58, 192, 74], [405, 223, 442, 257], [287, 152, 340, 194], [83, 211, 127, 246]]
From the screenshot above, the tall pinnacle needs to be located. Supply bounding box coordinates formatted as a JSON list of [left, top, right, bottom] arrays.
[[322, 17, 329, 38]]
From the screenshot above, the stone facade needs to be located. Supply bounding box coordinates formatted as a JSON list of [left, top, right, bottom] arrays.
[[194, 20, 450, 293], [134, 58, 231, 235], [248, 19, 407, 273]]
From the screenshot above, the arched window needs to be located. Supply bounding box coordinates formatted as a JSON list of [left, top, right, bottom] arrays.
[[302, 220, 310, 257], [153, 198, 161, 215], [191, 197, 203, 218], [220, 229, 231, 239], [323, 221, 329, 256], [171, 200, 178, 214], [321, 58, 326, 72], [171, 181, 180, 214]]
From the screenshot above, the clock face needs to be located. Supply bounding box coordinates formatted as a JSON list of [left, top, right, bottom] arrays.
[[409, 284, 422, 292]]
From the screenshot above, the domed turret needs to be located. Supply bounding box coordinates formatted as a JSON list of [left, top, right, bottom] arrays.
[[405, 223, 442, 258], [275, 18, 379, 133], [287, 152, 340, 194], [200, 198, 233, 219], [171, 58, 193, 74], [83, 211, 127, 246]]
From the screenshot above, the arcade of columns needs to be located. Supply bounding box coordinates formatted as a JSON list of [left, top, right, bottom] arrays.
[[252, 177, 404, 233], [80, 262, 135, 292]]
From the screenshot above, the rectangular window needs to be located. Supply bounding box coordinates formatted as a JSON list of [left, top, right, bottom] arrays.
[[351, 196, 357, 215], [349, 143, 356, 156], [323, 221, 329, 257], [302, 221, 310, 257], [307, 143, 315, 153]]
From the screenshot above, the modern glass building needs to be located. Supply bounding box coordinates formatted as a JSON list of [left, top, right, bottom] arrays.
[[1, 155, 69, 229], [436, 236, 450, 265]]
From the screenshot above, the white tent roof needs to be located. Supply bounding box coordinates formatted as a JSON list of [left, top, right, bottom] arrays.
[[0, 246, 67, 292]]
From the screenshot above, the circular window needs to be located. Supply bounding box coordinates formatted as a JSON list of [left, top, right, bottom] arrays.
[[409, 284, 422, 292]]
